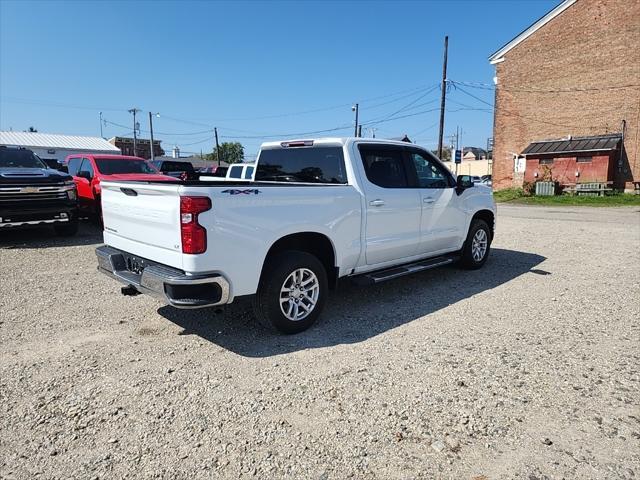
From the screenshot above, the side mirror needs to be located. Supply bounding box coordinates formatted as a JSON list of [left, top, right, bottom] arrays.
[[77, 170, 92, 181], [456, 175, 474, 193]]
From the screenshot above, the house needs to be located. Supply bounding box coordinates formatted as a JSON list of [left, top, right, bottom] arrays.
[[462, 147, 488, 161], [108, 136, 164, 160], [523, 134, 621, 185], [0, 131, 120, 167], [489, 0, 639, 191]]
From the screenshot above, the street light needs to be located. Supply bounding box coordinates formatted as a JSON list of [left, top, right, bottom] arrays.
[[149, 112, 160, 161]]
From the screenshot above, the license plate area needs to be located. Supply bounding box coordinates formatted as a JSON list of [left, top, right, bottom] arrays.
[[122, 252, 153, 275]]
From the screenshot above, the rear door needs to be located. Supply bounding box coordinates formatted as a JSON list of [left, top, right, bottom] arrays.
[[101, 181, 185, 268], [357, 144, 422, 266]]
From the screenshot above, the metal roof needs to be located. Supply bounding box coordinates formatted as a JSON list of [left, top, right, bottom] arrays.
[[0, 131, 120, 152], [522, 134, 622, 155], [488, 0, 577, 64]]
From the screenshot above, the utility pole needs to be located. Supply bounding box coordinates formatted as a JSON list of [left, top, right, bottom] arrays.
[[99, 112, 103, 138], [128, 108, 141, 156], [357, 125, 363, 138], [352, 104, 359, 137], [437, 35, 449, 159], [149, 112, 159, 161], [214, 127, 221, 166], [371, 127, 376, 138]]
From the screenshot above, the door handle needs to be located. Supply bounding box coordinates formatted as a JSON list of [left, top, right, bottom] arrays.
[[369, 199, 385, 207], [423, 197, 435, 204]]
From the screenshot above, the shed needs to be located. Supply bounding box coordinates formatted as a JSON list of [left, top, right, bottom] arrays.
[[0, 131, 120, 167], [522, 133, 621, 185]]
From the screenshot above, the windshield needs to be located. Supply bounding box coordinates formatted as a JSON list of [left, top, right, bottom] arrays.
[[0, 148, 47, 169], [95, 158, 158, 175]]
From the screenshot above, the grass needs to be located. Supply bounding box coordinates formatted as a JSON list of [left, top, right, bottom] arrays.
[[493, 188, 640, 206]]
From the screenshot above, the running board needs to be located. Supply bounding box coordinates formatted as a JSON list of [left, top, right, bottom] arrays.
[[352, 255, 458, 286]]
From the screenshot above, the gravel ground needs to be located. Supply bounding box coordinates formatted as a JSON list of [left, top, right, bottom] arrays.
[[1, 205, 639, 480]]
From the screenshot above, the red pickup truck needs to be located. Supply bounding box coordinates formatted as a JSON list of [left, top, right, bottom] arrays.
[[64, 154, 177, 219]]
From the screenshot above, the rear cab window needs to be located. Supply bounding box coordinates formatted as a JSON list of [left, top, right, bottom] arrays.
[[255, 146, 347, 184], [228, 166, 243, 179]]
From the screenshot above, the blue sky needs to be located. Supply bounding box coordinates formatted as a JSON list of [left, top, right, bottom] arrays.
[[0, 0, 557, 158]]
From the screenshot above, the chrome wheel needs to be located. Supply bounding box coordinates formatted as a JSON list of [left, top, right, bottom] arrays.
[[471, 228, 488, 262], [279, 268, 320, 321]]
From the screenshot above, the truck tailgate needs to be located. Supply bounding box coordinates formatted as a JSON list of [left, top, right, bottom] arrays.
[[101, 181, 184, 270]]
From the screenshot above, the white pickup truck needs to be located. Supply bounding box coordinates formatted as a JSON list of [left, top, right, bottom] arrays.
[[96, 138, 496, 333]]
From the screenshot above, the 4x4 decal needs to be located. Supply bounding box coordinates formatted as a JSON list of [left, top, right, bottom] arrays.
[[221, 189, 262, 195]]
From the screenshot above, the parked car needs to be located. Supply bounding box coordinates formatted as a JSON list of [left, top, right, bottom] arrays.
[[200, 163, 255, 181], [471, 175, 482, 184], [96, 138, 496, 333], [226, 163, 256, 181], [480, 175, 492, 187], [152, 160, 197, 180], [64, 154, 177, 219], [199, 165, 228, 177], [0, 146, 78, 235]]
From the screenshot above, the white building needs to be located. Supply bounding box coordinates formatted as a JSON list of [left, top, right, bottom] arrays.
[[0, 131, 120, 167]]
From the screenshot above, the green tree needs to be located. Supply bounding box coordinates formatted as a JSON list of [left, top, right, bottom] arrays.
[[206, 142, 245, 164], [431, 148, 451, 162]]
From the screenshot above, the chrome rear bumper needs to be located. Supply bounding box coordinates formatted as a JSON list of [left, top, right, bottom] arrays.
[[96, 245, 230, 308]]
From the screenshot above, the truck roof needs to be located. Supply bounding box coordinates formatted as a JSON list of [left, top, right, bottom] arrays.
[[259, 137, 418, 149]]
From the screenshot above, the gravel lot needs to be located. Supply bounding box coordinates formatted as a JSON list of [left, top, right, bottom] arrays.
[[1, 205, 639, 480]]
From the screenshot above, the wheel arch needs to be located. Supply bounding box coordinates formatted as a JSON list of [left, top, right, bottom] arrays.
[[470, 209, 495, 239], [260, 232, 339, 289]]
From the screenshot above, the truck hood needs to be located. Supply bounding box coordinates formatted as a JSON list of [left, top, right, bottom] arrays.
[[0, 167, 73, 185], [100, 173, 179, 182]]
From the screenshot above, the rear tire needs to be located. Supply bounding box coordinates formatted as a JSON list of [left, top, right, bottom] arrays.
[[54, 220, 79, 237], [459, 218, 491, 269], [253, 251, 328, 334]]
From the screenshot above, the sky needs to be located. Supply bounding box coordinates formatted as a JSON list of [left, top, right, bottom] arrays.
[[0, 0, 558, 158]]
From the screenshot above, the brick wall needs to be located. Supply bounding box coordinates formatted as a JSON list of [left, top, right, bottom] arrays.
[[492, 0, 640, 191], [523, 152, 613, 184]]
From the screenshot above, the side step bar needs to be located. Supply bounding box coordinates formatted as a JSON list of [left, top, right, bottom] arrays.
[[352, 255, 458, 286]]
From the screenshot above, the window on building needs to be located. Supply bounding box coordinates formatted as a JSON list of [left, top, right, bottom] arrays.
[[539, 158, 554, 165], [577, 156, 592, 163]]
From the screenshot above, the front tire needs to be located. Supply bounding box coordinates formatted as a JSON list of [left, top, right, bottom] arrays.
[[253, 251, 328, 334], [459, 219, 491, 269]]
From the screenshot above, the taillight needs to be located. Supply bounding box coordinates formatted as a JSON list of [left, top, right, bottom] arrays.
[[180, 196, 211, 254]]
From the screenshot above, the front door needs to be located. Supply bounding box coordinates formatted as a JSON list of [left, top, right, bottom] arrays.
[[357, 144, 422, 266], [76, 158, 96, 213], [408, 149, 466, 254]]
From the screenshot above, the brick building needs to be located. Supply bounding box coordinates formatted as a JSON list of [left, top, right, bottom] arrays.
[[108, 136, 164, 160], [489, 0, 640, 191]]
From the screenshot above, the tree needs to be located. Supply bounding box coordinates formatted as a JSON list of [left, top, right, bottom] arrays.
[[205, 142, 245, 164], [431, 148, 451, 162]]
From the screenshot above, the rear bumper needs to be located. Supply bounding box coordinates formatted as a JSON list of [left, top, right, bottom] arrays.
[[96, 245, 230, 308]]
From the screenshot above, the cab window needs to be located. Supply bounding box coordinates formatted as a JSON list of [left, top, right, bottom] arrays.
[[409, 150, 453, 189], [78, 158, 94, 178], [358, 145, 408, 188], [67, 157, 82, 176]]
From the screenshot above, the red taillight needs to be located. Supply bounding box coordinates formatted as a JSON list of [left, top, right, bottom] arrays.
[[180, 196, 211, 254]]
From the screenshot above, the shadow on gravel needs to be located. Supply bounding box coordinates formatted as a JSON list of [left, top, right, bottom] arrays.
[[158, 248, 546, 357], [0, 221, 102, 249]]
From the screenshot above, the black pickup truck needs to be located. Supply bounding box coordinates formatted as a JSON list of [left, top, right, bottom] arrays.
[[0, 146, 79, 236]]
